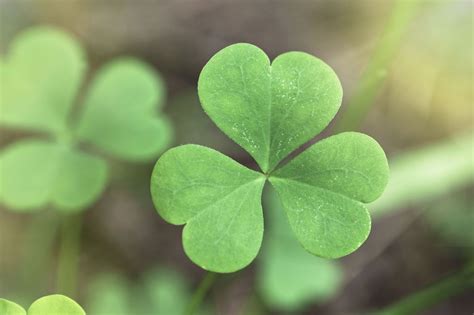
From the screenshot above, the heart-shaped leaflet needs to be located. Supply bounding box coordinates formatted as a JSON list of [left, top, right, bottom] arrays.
[[198, 43, 342, 173]]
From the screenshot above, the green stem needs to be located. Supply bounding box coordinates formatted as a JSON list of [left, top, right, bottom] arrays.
[[19, 211, 59, 298], [372, 263, 474, 315], [334, 0, 422, 133], [56, 213, 83, 298], [184, 272, 217, 315]]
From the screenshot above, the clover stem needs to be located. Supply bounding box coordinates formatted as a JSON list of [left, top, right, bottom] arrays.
[[184, 271, 217, 315], [20, 211, 59, 299], [56, 213, 83, 298]]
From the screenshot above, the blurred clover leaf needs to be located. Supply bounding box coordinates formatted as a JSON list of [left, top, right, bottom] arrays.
[[87, 268, 212, 315], [0, 298, 26, 315], [151, 43, 389, 273], [0, 294, 85, 315], [0, 26, 171, 212], [257, 188, 343, 311]]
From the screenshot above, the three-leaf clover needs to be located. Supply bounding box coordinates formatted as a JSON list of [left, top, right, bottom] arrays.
[[0, 294, 85, 315], [0, 26, 171, 212], [150, 43, 389, 273]]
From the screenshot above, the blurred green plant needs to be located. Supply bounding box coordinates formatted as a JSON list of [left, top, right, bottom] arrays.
[[371, 132, 473, 216], [87, 268, 212, 315], [370, 263, 474, 315], [384, 1, 473, 139], [0, 299, 24, 315], [0, 25, 171, 299], [334, 0, 422, 132], [0, 294, 85, 315], [258, 187, 343, 312], [427, 193, 474, 257], [0, 26, 171, 212], [150, 43, 389, 273]]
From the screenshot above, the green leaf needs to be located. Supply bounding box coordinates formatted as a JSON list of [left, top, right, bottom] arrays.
[[269, 132, 389, 258], [0, 26, 85, 134], [0, 140, 108, 212], [258, 189, 342, 311], [198, 43, 342, 173], [28, 295, 85, 315], [76, 58, 171, 161], [0, 299, 26, 315], [151, 144, 266, 272]]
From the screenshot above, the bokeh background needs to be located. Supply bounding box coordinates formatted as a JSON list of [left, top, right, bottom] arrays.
[[0, 0, 473, 314]]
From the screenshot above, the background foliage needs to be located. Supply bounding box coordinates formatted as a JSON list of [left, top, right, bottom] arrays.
[[0, 0, 472, 314]]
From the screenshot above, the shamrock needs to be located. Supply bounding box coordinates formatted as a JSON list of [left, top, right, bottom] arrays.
[[150, 43, 389, 273], [0, 26, 171, 212], [0, 295, 85, 315]]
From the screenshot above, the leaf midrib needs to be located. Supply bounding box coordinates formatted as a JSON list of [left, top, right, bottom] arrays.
[[269, 176, 366, 205], [283, 167, 374, 192], [187, 176, 265, 224], [265, 65, 272, 173], [267, 69, 304, 169]]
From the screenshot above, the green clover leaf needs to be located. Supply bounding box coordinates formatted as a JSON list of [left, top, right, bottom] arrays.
[[0, 26, 171, 212], [198, 44, 342, 173], [269, 132, 388, 258], [151, 145, 266, 272], [0, 295, 85, 315], [28, 295, 85, 315], [0, 140, 107, 211], [0, 27, 85, 134], [150, 43, 389, 273], [0, 298, 26, 315], [76, 58, 171, 161]]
